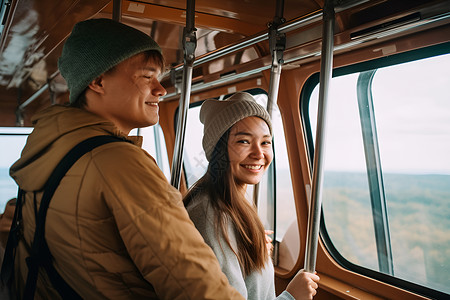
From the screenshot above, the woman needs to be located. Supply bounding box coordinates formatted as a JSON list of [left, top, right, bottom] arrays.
[[184, 92, 320, 300]]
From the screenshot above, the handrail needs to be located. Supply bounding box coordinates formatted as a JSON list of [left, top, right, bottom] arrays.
[[170, 0, 197, 189], [170, 0, 370, 74], [17, 82, 48, 111], [153, 124, 164, 171], [304, 0, 334, 273], [16, 69, 59, 115], [172, 10, 322, 73], [163, 9, 450, 100], [263, 0, 286, 248], [17, 1, 373, 110]]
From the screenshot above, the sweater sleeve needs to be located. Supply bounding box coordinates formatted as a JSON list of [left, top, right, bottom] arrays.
[[95, 145, 243, 300], [276, 290, 295, 300]]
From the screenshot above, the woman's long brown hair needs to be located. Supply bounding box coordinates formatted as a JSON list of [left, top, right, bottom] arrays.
[[184, 129, 268, 276]]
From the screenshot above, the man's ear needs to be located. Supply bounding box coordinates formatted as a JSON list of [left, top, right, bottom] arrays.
[[87, 76, 105, 94]]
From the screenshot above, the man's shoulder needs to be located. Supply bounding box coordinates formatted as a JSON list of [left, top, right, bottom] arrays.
[[89, 137, 144, 156], [86, 137, 171, 188], [87, 139, 159, 172]]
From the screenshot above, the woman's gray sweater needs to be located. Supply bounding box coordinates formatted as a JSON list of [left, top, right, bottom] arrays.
[[186, 192, 295, 300]]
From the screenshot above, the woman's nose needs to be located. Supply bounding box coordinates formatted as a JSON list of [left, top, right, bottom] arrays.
[[250, 144, 264, 159]]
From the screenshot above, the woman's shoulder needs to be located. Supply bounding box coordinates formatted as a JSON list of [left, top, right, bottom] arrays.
[[186, 191, 212, 214], [186, 191, 238, 249], [186, 191, 215, 229]]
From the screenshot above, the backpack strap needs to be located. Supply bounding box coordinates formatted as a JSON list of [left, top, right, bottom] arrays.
[[0, 188, 24, 299], [3, 135, 128, 299]]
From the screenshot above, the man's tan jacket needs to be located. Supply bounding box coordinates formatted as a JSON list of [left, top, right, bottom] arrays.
[[10, 105, 242, 300]]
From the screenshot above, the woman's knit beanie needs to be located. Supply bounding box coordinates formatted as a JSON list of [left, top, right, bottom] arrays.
[[58, 18, 161, 103], [200, 92, 272, 161]]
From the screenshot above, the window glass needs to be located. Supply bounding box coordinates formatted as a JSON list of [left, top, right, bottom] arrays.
[[0, 125, 169, 214], [183, 104, 207, 187], [0, 127, 32, 213], [268, 96, 296, 242], [307, 53, 450, 294], [131, 124, 170, 181], [1, 126, 169, 214]]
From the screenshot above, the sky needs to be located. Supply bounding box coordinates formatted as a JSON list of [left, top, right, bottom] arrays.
[[308, 53, 450, 175]]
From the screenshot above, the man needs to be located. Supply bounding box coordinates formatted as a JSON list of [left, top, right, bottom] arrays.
[[9, 18, 243, 299]]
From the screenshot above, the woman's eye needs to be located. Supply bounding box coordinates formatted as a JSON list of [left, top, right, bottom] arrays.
[[237, 140, 249, 144], [262, 140, 272, 145]]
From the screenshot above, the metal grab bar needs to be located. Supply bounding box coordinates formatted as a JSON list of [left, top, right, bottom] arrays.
[[172, 11, 322, 73], [170, 0, 196, 189], [163, 1, 448, 100], [17, 1, 372, 111], [170, 0, 370, 74], [304, 0, 334, 273], [264, 0, 286, 251]]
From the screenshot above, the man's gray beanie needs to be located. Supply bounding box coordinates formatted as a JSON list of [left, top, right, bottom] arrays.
[[58, 18, 161, 103]]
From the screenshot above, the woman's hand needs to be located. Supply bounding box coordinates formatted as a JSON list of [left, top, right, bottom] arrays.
[[265, 230, 274, 256], [285, 269, 320, 300]]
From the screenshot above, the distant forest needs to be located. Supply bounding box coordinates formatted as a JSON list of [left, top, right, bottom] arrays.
[[321, 171, 450, 294]]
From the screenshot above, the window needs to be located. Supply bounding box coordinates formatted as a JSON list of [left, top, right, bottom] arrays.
[[182, 89, 296, 243], [303, 45, 450, 297], [0, 127, 32, 213], [183, 102, 207, 187], [131, 124, 170, 181], [0, 125, 170, 214]]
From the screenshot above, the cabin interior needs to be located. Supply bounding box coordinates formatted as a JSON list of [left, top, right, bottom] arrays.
[[1, 0, 449, 299]]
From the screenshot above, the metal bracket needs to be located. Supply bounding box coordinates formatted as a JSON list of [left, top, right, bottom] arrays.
[[183, 26, 197, 66], [269, 19, 286, 66], [268, 20, 286, 67]]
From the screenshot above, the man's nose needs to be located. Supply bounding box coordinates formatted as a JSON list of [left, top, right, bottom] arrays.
[[152, 79, 167, 97]]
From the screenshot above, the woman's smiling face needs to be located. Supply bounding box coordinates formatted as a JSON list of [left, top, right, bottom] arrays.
[[227, 116, 273, 190]]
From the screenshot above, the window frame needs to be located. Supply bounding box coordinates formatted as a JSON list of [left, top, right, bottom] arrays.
[[300, 41, 450, 299]]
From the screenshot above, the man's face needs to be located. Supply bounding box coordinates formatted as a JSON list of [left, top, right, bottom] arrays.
[[99, 53, 166, 133]]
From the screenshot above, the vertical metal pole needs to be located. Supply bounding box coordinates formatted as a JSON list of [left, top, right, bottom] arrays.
[[266, 0, 285, 117], [170, 0, 196, 189], [261, 0, 286, 248], [304, 0, 334, 273], [153, 125, 164, 168], [267, 56, 282, 116], [112, 0, 122, 22]]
